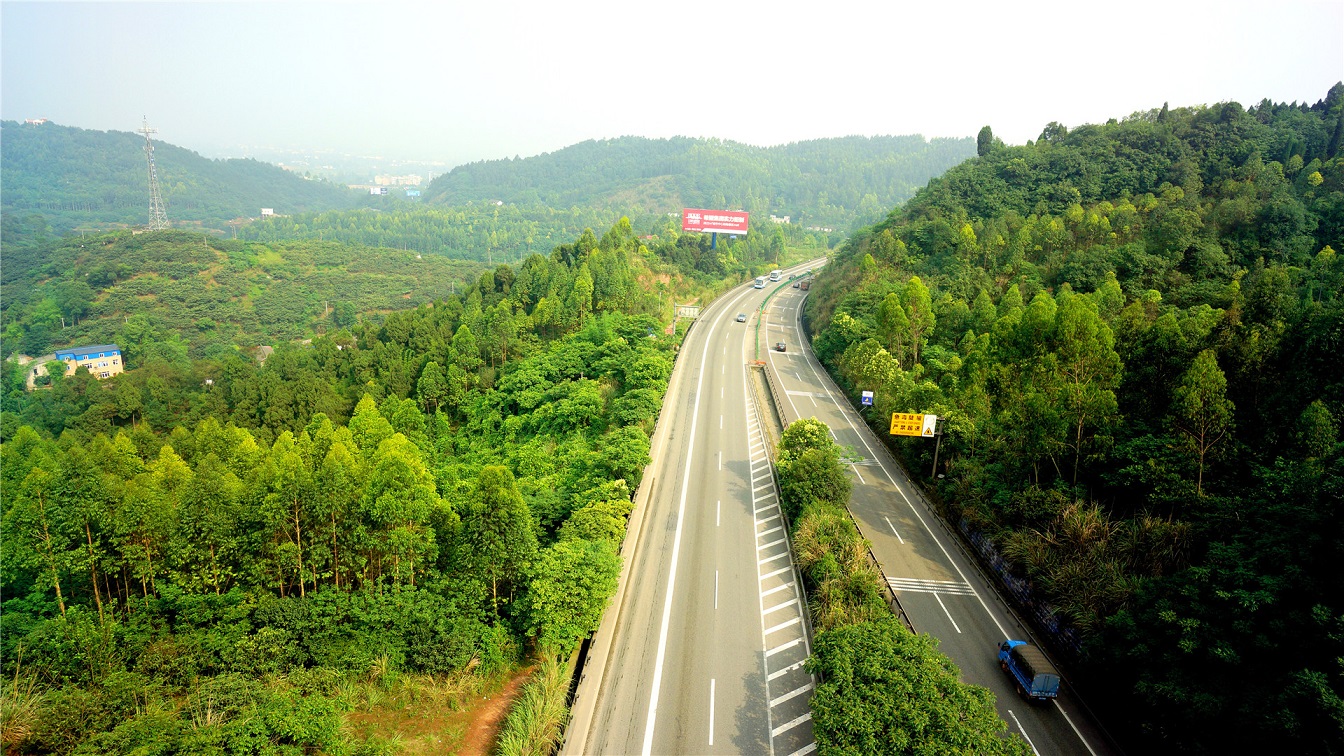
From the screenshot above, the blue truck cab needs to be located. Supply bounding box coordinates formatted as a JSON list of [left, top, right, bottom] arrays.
[[998, 640, 1061, 701]]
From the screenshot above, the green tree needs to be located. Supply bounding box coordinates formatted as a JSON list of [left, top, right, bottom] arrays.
[[877, 293, 910, 367], [1172, 349, 1233, 496], [809, 617, 1031, 756], [360, 433, 445, 586], [903, 277, 934, 367], [460, 465, 538, 611], [1052, 294, 1122, 484], [977, 125, 995, 157], [570, 263, 595, 326], [416, 361, 449, 415], [778, 419, 851, 520], [4, 453, 76, 616], [525, 538, 621, 653]]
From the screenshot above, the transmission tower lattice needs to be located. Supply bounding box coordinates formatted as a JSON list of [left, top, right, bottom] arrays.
[[137, 117, 170, 231]]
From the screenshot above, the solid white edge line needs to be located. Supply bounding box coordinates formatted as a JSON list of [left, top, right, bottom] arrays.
[[1053, 699, 1101, 756], [1007, 710, 1041, 756], [642, 283, 755, 756]]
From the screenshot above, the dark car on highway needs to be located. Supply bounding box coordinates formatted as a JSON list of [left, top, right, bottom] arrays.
[[775, 342, 786, 352]]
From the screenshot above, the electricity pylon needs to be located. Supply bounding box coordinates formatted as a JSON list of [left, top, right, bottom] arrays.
[[137, 117, 169, 231]]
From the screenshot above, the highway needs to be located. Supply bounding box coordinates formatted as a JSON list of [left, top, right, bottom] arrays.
[[565, 261, 1118, 755], [759, 283, 1117, 756], [565, 260, 823, 756]]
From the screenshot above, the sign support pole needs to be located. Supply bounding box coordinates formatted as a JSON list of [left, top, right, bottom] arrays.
[[711, 231, 717, 250], [930, 420, 943, 479]]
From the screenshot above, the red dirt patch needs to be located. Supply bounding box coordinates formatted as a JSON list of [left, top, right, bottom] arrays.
[[456, 666, 534, 756], [343, 666, 534, 755]]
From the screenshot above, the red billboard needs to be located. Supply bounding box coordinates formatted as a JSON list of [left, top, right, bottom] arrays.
[[683, 208, 749, 234]]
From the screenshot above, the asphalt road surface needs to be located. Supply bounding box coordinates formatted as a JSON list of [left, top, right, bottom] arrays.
[[567, 260, 824, 756]]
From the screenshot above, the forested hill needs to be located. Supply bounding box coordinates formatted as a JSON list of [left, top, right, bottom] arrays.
[[1, 120, 365, 233], [423, 134, 976, 230], [806, 85, 1344, 753], [0, 225, 487, 363]]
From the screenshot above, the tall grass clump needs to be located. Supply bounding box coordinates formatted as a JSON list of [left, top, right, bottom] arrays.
[[493, 657, 570, 756]]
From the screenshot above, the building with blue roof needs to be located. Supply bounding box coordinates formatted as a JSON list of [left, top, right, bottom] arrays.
[[26, 344, 126, 388]]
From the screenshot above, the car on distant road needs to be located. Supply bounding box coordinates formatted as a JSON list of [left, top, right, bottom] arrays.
[[775, 342, 787, 352], [792, 282, 800, 288], [736, 313, 747, 323]]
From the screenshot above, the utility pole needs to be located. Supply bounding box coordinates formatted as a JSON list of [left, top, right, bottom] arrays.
[[138, 117, 170, 231]]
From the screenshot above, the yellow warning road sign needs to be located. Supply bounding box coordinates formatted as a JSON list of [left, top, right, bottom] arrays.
[[890, 412, 938, 437]]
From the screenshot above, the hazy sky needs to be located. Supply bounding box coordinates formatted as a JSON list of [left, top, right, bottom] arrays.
[[3, 1, 1341, 167]]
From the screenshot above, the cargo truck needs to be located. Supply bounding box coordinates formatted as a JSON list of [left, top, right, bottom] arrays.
[[799, 280, 811, 290], [998, 640, 1061, 701]]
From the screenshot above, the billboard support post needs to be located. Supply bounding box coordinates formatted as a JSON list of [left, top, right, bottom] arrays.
[[711, 232, 717, 250]]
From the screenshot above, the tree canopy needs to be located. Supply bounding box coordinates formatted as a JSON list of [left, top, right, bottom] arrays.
[[806, 85, 1344, 753]]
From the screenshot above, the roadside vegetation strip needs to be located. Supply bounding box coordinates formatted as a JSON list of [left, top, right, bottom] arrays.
[[774, 418, 1030, 755], [494, 658, 571, 756]]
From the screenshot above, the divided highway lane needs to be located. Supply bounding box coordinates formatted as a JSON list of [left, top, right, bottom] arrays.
[[568, 260, 823, 756], [761, 286, 1117, 756]]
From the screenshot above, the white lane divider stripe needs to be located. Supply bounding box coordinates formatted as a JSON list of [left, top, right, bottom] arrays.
[[884, 516, 905, 544], [709, 679, 716, 747], [934, 593, 962, 633]]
